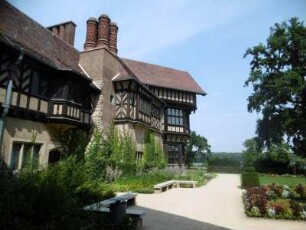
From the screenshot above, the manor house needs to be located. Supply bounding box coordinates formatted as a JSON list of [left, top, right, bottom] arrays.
[[0, 1, 205, 170]]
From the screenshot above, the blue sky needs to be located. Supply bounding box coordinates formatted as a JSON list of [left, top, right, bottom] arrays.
[[8, 0, 306, 152]]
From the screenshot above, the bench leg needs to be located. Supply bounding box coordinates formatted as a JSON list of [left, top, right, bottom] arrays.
[[136, 218, 143, 230], [128, 197, 136, 206]]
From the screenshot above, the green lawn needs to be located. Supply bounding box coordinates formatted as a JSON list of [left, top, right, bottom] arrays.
[[259, 174, 306, 186]]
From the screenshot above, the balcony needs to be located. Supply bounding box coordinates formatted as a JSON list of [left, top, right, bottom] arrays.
[[47, 99, 91, 125]]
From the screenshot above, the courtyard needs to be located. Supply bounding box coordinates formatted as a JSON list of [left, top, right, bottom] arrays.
[[134, 174, 306, 230]]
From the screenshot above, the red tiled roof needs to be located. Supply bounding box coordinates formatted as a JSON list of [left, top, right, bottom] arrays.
[[122, 58, 206, 95], [0, 1, 84, 76]]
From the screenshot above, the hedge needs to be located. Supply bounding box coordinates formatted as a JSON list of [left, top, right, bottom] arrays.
[[241, 166, 260, 187], [207, 166, 241, 173]]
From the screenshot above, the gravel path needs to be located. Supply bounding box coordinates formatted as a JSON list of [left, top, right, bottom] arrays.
[[135, 174, 306, 230]]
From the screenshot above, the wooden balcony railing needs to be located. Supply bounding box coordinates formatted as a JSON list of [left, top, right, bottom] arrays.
[[47, 99, 91, 124]]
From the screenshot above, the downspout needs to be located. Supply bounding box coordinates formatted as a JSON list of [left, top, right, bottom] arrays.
[[0, 48, 24, 167]]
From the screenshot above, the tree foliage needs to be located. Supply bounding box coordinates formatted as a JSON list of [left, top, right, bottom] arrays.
[[185, 131, 211, 166], [52, 126, 89, 160], [242, 138, 262, 166], [244, 17, 306, 157]]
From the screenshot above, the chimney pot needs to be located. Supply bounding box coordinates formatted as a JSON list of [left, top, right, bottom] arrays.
[[97, 14, 110, 48], [109, 22, 118, 54], [84, 17, 98, 50]]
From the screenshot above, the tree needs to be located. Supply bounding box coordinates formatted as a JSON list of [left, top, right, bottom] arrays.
[[265, 142, 290, 163], [244, 17, 306, 157], [185, 131, 211, 167], [242, 138, 262, 166]]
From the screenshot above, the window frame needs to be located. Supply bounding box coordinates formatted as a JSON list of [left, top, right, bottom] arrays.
[[9, 141, 42, 171], [167, 108, 184, 126], [168, 145, 179, 164]]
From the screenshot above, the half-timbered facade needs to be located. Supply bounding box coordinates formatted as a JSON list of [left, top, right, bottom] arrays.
[[122, 59, 205, 167], [0, 1, 205, 169], [80, 14, 205, 167], [0, 1, 99, 170]]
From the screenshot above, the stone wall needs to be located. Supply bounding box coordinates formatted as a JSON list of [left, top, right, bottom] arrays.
[[79, 48, 118, 134], [2, 117, 63, 168]]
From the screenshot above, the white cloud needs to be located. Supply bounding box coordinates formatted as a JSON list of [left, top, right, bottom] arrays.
[[116, 0, 257, 59]]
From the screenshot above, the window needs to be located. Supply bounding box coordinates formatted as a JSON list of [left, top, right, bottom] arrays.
[[139, 98, 151, 115], [9, 142, 41, 171], [30, 72, 49, 98], [10, 143, 21, 171], [48, 149, 61, 164], [168, 145, 179, 164], [167, 108, 184, 126]]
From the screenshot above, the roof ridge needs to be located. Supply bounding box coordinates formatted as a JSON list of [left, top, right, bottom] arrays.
[[0, 1, 85, 76], [122, 58, 189, 74], [121, 57, 206, 95], [4, 1, 78, 51]]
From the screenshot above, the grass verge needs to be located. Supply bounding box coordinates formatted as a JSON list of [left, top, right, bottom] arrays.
[[259, 175, 306, 186]]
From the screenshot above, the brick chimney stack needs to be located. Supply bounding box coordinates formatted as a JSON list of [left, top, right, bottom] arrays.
[[84, 17, 98, 50], [109, 22, 118, 54], [83, 14, 118, 54], [97, 14, 110, 48], [47, 21, 76, 46]]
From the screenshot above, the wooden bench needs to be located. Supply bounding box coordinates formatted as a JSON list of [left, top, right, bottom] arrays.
[[84, 192, 137, 210], [175, 180, 197, 188], [84, 192, 145, 230], [154, 180, 197, 193], [154, 180, 176, 193]]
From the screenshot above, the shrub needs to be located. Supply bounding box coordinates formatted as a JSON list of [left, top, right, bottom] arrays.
[[241, 172, 260, 188], [295, 184, 306, 199], [47, 155, 86, 195], [132, 188, 154, 194], [254, 158, 290, 174], [208, 154, 241, 167], [244, 184, 306, 221], [0, 156, 116, 229], [175, 169, 211, 186], [247, 193, 268, 215], [267, 183, 283, 197], [76, 180, 114, 205], [290, 200, 303, 217], [113, 170, 175, 193], [242, 166, 256, 172], [268, 199, 291, 217], [207, 166, 240, 173]]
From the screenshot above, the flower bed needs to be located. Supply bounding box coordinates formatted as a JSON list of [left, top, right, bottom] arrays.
[[243, 183, 306, 220]]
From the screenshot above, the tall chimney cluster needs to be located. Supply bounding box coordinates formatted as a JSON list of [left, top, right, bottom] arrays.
[[84, 14, 118, 54]]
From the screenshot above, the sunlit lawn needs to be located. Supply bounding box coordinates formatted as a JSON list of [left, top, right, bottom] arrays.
[[259, 174, 306, 186]]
